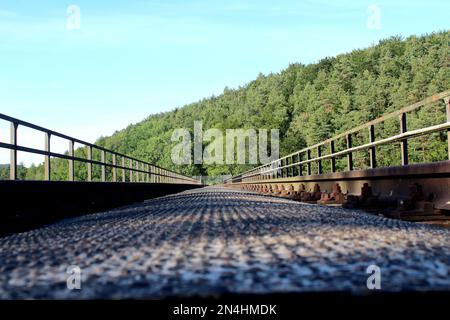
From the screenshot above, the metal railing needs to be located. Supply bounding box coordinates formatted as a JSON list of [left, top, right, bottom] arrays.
[[226, 90, 450, 183], [0, 113, 200, 185]]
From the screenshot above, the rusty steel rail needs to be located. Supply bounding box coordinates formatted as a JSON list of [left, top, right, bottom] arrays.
[[226, 90, 450, 183], [0, 113, 200, 185]]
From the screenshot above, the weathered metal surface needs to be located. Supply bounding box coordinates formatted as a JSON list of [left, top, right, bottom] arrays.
[[226, 161, 450, 211], [225, 92, 450, 216]]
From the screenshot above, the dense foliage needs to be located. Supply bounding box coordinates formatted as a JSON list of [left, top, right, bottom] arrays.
[[1, 31, 449, 181]]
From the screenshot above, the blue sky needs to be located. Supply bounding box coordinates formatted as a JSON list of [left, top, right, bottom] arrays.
[[0, 0, 449, 164]]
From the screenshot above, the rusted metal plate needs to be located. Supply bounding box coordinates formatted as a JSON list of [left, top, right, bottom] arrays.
[[226, 161, 450, 211]]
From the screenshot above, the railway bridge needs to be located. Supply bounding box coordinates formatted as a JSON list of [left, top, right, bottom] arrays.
[[0, 91, 449, 299]]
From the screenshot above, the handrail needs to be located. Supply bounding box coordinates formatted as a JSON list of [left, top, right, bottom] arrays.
[[0, 113, 200, 184], [226, 91, 450, 183]]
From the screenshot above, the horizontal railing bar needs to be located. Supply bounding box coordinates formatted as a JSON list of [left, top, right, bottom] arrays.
[[0, 113, 193, 180], [0, 142, 197, 183], [0, 113, 199, 183], [0, 113, 104, 152], [232, 90, 450, 179], [240, 121, 450, 178], [281, 90, 450, 159]]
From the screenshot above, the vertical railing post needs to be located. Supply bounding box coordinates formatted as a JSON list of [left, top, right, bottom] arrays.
[[286, 159, 289, 177], [290, 156, 295, 176], [287, 158, 290, 177], [285, 158, 289, 177], [284, 158, 288, 177], [101, 150, 106, 182], [400, 113, 408, 165], [87, 146, 92, 182], [275, 161, 278, 178], [44, 132, 51, 181], [146, 164, 150, 182], [369, 124, 377, 168], [307, 149, 311, 175], [68, 140, 75, 181], [112, 154, 117, 182], [122, 157, 126, 182], [129, 159, 133, 182], [278, 161, 281, 178], [445, 98, 450, 160], [330, 140, 336, 173], [136, 162, 140, 182], [138, 162, 141, 182], [292, 155, 296, 176], [139, 163, 141, 182], [346, 134, 353, 171], [9, 122, 18, 180], [317, 145, 322, 174], [298, 153, 303, 176]]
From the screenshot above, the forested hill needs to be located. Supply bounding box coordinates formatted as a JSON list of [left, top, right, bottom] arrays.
[[96, 31, 449, 178], [11, 31, 450, 181]]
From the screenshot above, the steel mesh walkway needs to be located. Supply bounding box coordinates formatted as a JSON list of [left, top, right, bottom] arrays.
[[0, 187, 449, 299]]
